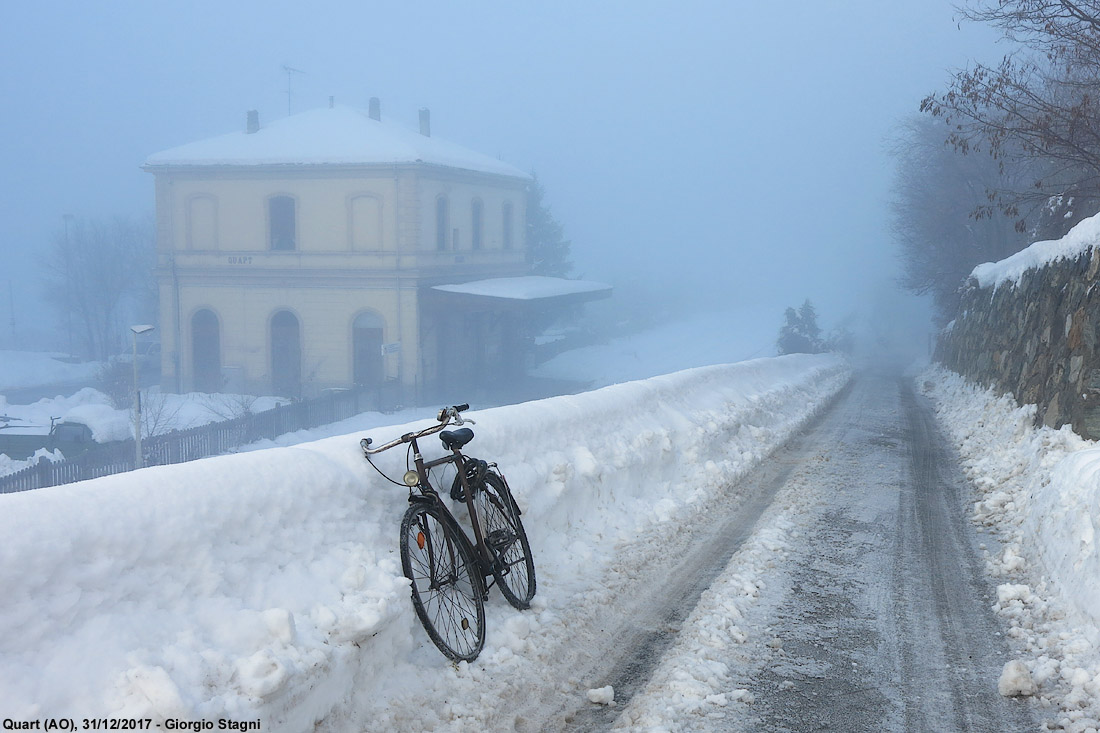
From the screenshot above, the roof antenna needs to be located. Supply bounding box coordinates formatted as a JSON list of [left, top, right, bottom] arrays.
[[282, 65, 305, 116]]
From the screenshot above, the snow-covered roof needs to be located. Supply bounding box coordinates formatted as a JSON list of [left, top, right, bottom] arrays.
[[431, 276, 612, 301], [972, 212, 1100, 289], [144, 106, 529, 179]]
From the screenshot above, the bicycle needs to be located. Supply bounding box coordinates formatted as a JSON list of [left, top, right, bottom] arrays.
[[361, 403, 536, 662]]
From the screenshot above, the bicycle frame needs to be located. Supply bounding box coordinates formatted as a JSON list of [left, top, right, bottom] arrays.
[[362, 414, 498, 578], [407, 434, 496, 573]]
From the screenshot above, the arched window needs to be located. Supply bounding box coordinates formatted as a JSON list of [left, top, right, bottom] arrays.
[[352, 311, 385, 387], [471, 199, 483, 250], [502, 201, 513, 250], [436, 196, 449, 250], [191, 309, 221, 392], [271, 310, 301, 397], [269, 195, 296, 251]]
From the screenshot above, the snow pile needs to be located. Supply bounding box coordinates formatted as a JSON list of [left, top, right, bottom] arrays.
[[972, 212, 1100, 289], [613, 513, 797, 730], [0, 353, 848, 729], [1000, 659, 1038, 697], [923, 367, 1100, 732], [587, 686, 615, 705], [0, 447, 63, 477]]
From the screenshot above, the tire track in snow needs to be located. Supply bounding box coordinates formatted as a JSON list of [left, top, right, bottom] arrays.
[[741, 373, 1033, 732], [609, 372, 1036, 732], [547, 384, 853, 731]]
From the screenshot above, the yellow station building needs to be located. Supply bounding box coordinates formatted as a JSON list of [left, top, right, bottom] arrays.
[[145, 101, 609, 401]]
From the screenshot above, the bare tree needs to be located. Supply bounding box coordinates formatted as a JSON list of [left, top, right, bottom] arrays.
[[42, 216, 155, 360], [920, 1, 1100, 229], [141, 391, 183, 438], [890, 116, 1031, 322], [200, 393, 260, 421]]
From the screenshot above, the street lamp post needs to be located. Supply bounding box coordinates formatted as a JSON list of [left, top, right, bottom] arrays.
[[130, 324, 155, 469]]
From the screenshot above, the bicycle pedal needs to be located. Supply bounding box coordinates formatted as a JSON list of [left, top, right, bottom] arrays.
[[487, 528, 516, 553]]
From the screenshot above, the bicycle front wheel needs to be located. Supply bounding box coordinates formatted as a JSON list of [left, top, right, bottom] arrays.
[[474, 472, 537, 609], [400, 502, 486, 662]]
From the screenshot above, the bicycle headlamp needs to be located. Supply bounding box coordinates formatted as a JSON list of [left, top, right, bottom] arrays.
[[403, 470, 419, 487]]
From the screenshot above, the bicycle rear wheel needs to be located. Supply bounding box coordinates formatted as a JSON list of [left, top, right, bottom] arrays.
[[474, 472, 537, 609], [399, 502, 486, 662]]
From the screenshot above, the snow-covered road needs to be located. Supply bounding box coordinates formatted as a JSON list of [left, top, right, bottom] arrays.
[[612, 372, 1034, 732]]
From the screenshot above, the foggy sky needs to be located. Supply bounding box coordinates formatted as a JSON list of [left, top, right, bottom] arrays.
[[0, 1, 1003, 351]]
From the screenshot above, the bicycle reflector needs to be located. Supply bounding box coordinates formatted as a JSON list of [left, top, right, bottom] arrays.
[[417, 531, 426, 550]]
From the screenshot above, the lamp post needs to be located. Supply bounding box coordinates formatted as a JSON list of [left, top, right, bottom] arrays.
[[131, 324, 155, 469]]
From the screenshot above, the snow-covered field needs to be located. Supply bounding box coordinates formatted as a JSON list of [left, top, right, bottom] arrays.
[[0, 350, 100, 389], [923, 367, 1100, 733], [0, 353, 849, 729], [533, 307, 779, 389]]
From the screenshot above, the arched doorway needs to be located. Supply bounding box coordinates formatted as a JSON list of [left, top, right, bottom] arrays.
[[271, 310, 301, 397], [352, 311, 384, 387], [191, 309, 221, 392]]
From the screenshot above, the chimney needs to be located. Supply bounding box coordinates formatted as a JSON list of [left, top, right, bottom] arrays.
[[419, 108, 431, 137], [246, 109, 260, 134], [369, 97, 381, 121]]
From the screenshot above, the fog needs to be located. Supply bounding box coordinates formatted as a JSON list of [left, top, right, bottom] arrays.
[[0, 1, 1001, 364]]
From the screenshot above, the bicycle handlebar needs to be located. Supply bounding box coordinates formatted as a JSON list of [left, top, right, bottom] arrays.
[[361, 404, 473, 456]]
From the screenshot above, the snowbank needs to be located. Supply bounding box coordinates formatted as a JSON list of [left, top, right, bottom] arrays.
[[924, 367, 1100, 731], [0, 354, 848, 729], [1024, 449, 1100, 625], [972, 212, 1100, 289]]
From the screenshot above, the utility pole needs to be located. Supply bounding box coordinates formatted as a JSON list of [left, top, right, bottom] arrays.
[[7, 280, 14, 344], [63, 214, 75, 356], [283, 65, 304, 116]]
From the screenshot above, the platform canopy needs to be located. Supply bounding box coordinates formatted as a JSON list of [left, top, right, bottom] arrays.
[[428, 276, 612, 310]]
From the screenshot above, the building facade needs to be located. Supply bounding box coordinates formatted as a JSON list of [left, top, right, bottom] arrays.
[[144, 103, 532, 399]]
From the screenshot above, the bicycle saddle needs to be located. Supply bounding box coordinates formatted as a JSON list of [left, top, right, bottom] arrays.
[[440, 428, 474, 449]]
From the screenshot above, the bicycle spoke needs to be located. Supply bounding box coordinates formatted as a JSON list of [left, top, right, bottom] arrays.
[[400, 504, 485, 660], [473, 472, 536, 609]]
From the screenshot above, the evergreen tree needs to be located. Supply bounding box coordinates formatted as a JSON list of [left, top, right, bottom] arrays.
[[776, 299, 824, 355], [525, 173, 573, 277], [798, 300, 821, 342]]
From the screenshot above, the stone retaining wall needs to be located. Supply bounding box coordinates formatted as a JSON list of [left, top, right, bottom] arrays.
[[936, 245, 1100, 438]]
